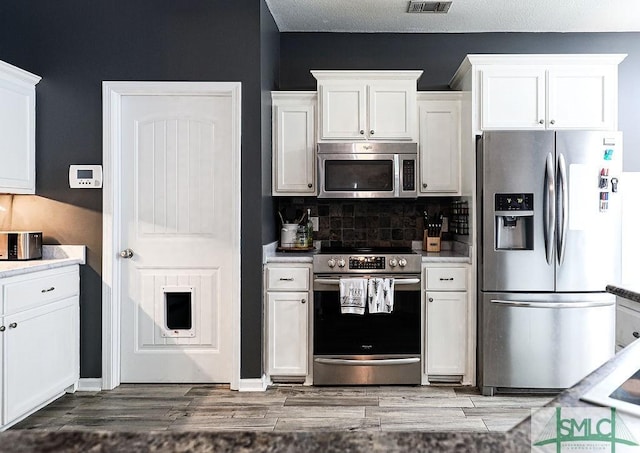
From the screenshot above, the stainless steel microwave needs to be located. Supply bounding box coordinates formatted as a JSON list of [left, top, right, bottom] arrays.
[[317, 142, 418, 198]]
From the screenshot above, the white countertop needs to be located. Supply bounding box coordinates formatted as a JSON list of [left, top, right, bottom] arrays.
[[0, 245, 85, 278]]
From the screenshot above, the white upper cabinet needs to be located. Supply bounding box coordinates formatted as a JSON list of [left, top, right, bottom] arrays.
[[272, 92, 317, 196], [480, 67, 546, 130], [450, 54, 626, 134], [312, 71, 422, 141], [546, 65, 617, 130], [417, 93, 461, 195], [0, 60, 41, 194]]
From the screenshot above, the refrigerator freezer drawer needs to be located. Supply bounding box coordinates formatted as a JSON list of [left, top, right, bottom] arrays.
[[479, 292, 615, 395]]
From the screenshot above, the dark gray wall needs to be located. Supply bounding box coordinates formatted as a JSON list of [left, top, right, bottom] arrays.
[[0, 0, 275, 379], [280, 32, 640, 171]]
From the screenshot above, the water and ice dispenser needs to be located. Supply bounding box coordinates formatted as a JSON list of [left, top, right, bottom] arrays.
[[495, 193, 534, 250]]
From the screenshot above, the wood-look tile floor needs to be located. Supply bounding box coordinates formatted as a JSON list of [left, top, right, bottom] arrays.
[[11, 385, 553, 433]]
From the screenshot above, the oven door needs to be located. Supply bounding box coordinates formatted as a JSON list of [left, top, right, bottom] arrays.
[[312, 275, 422, 385]]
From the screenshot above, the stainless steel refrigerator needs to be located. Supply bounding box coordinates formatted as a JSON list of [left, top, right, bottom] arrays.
[[477, 131, 622, 396]]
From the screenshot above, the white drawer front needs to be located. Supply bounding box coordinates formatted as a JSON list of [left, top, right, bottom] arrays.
[[4, 268, 79, 315], [616, 305, 640, 348], [266, 267, 309, 291], [426, 268, 467, 291]]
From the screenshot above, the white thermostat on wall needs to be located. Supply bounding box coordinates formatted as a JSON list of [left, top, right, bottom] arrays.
[[69, 165, 103, 188]]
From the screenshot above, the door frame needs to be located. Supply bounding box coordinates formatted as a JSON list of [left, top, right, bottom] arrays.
[[101, 81, 241, 390]]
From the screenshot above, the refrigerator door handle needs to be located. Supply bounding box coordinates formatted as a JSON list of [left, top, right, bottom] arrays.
[[557, 153, 569, 265], [490, 299, 614, 309], [544, 152, 556, 265]]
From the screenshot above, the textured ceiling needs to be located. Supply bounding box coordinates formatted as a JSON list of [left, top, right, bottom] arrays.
[[265, 0, 640, 33]]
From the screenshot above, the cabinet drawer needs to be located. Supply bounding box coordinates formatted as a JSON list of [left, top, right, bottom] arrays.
[[266, 267, 309, 291], [4, 268, 79, 315], [616, 305, 640, 348], [425, 268, 467, 291]]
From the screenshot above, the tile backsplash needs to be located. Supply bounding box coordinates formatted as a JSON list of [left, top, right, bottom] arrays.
[[276, 197, 454, 248]]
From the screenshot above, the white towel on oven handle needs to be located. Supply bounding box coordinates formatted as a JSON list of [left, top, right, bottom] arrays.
[[339, 278, 367, 315], [368, 277, 395, 313]]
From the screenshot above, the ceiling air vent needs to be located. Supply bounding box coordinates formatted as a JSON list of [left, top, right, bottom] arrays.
[[407, 1, 452, 13]]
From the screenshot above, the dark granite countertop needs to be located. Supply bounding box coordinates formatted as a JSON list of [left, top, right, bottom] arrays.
[[607, 284, 640, 303], [3, 341, 639, 452]]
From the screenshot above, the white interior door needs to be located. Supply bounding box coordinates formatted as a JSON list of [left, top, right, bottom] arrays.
[[119, 89, 238, 383]]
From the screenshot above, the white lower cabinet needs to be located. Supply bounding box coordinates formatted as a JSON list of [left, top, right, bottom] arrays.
[[264, 264, 310, 382], [423, 264, 471, 384], [616, 297, 640, 351], [0, 265, 79, 430], [267, 292, 308, 377], [426, 291, 467, 375]]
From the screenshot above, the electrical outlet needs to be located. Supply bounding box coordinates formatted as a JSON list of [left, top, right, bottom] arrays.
[[311, 216, 319, 232]]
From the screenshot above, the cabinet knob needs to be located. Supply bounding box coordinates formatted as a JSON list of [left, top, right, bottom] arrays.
[[359, 130, 365, 135], [428, 298, 433, 302], [370, 130, 375, 135], [550, 120, 556, 125], [539, 119, 544, 124], [439, 277, 454, 281], [9, 322, 17, 329], [0, 326, 5, 332], [633, 331, 640, 339], [307, 183, 312, 188], [422, 183, 427, 188], [301, 299, 307, 304], [41, 286, 55, 293]]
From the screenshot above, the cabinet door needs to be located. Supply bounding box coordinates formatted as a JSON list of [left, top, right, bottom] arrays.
[[418, 100, 460, 194], [616, 304, 640, 349], [267, 292, 308, 376], [273, 99, 316, 195], [480, 67, 546, 130], [319, 82, 366, 140], [0, 76, 36, 193], [547, 66, 616, 130], [4, 297, 78, 425], [368, 81, 415, 140], [426, 291, 467, 375]]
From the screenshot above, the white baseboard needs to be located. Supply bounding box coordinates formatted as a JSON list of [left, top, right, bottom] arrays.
[[77, 378, 103, 392], [237, 375, 268, 392]]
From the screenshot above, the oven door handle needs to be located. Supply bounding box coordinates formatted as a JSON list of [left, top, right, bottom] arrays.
[[313, 278, 420, 285], [314, 357, 420, 366]]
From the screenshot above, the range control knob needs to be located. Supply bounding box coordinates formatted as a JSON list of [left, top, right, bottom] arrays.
[[337, 258, 346, 268], [389, 258, 398, 268], [327, 258, 336, 268], [398, 258, 407, 267]]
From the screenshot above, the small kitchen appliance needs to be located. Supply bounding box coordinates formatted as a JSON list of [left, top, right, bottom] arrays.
[[0, 231, 43, 260], [312, 246, 422, 385], [317, 142, 418, 199]]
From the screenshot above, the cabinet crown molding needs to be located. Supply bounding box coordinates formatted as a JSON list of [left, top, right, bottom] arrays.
[[311, 70, 423, 82], [449, 53, 627, 89], [0, 60, 41, 86]]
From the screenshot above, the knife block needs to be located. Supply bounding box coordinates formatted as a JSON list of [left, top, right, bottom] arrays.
[[423, 231, 441, 252]]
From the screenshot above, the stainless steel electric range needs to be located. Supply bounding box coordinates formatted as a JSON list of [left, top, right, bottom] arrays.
[[312, 247, 422, 385]]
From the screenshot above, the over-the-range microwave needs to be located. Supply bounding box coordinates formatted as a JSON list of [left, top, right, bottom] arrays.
[[317, 142, 418, 199]]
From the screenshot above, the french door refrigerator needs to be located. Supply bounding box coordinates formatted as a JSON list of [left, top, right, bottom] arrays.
[[477, 130, 622, 396]]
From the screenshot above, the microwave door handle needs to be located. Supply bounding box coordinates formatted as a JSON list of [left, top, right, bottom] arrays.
[[393, 154, 401, 197]]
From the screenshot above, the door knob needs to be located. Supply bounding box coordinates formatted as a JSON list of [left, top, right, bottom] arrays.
[[120, 249, 134, 259]]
